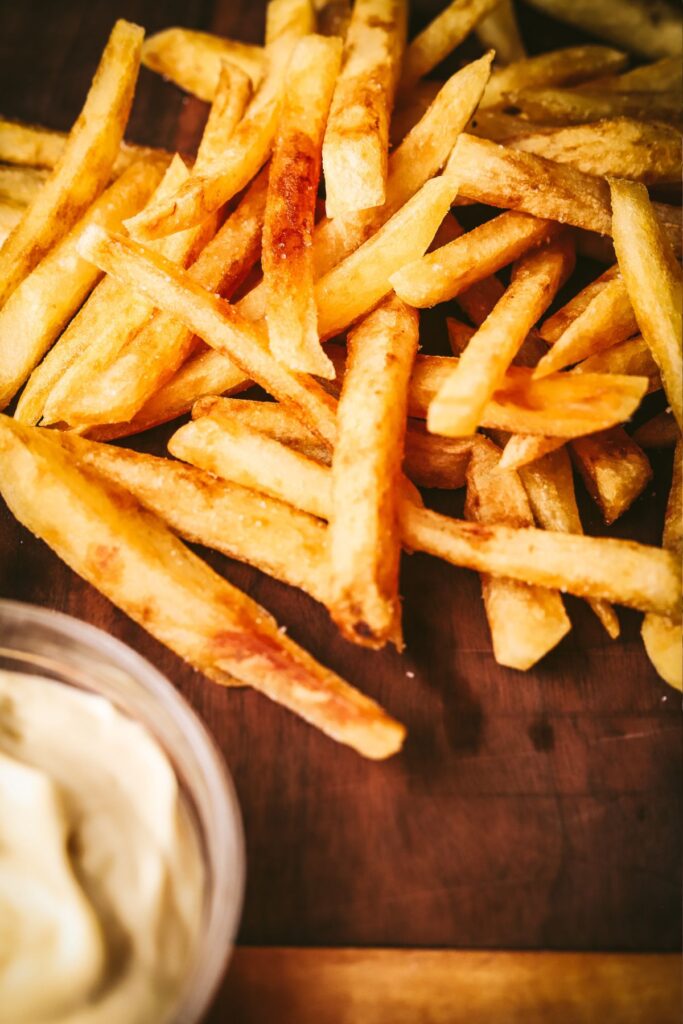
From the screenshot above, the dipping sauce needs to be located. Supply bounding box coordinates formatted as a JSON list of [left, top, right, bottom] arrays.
[[0, 670, 204, 1024]]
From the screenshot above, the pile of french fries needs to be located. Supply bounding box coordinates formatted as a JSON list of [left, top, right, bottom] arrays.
[[0, 1, 681, 760]]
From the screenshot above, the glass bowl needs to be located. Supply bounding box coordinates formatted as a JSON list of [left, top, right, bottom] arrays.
[[0, 598, 245, 1024]]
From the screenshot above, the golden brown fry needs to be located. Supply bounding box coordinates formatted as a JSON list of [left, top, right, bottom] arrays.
[[541, 264, 618, 343], [53, 431, 329, 605], [632, 411, 679, 450], [169, 418, 681, 617], [0, 164, 48, 205], [264, 35, 341, 377], [329, 297, 418, 649], [475, 0, 525, 64], [265, 0, 316, 45], [642, 440, 682, 690], [610, 178, 683, 431], [77, 226, 338, 445], [142, 27, 266, 99], [481, 45, 626, 108], [197, 60, 253, 154], [399, 0, 500, 95], [517, 447, 620, 637], [535, 271, 637, 377], [451, 134, 683, 256], [583, 56, 682, 94], [0, 417, 403, 760], [391, 210, 558, 308], [571, 427, 653, 525], [464, 437, 570, 669], [0, 203, 22, 246], [510, 119, 682, 187], [0, 118, 164, 174], [523, 0, 683, 60], [428, 235, 574, 437], [511, 87, 682, 127], [0, 160, 164, 411], [0, 20, 143, 307], [322, 0, 406, 216], [68, 169, 268, 428]]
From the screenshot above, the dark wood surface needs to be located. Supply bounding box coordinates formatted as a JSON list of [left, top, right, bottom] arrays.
[[1, 2, 681, 1007]]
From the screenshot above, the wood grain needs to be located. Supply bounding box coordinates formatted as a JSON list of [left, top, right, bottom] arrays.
[[0, 0, 680, 998]]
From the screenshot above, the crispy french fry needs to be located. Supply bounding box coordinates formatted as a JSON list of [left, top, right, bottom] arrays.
[[265, 0, 316, 44], [197, 60, 253, 152], [142, 27, 266, 99], [610, 178, 683, 432], [475, 0, 525, 64], [451, 134, 683, 256], [0, 20, 143, 307], [511, 87, 682, 127], [193, 394, 476, 490], [322, 0, 406, 216], [127, 4, 310, 240], [467, 108, 548, 143], [523, 0, 683, 60], [535, 271, 637, 377], [517, 446, 620, 637], [642, 440, 682, 690], [264, 35, 341, 377], [510, 120, 683, 187], [464, 437, 570, 669], [633, 411, 679, 450], [0, 203, 22, 246], [571, 427, 653, 524], [0, 416, 403, 759], [391, 211, 558, 308], [329, 297, 418, 648], [65, 169, 268, 428], [15, 155, 196, 426], [0, 118, 165, 174], [316, 171, 460, 339], [541, 264, 618, 343], [168, 417, 681, 617], [52, 431, 329, 605], [428, 235, 574, 437], [0, 159, 165, 411], [0, 164, 48, 205], [399, 0, 500, 95], [583, 56, 682, 94], [481, 45, 627, 108], [77, 226, 338, 445]]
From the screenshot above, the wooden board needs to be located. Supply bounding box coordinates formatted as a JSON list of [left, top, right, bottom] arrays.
[[0, 2, 680, 1014]]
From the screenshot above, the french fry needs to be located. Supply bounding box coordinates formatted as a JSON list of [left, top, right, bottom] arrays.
[[475, 0, 525, 64], [0, 118, 164, 174], [427, 235, 574, 437], [0, 416, 403, 760], [329, 297, 418, 648], [197, 60, 254, 152], [316, 171, 460, 339], [142, 27, 266, 99], [516, 447, 620, 637], [0, 164, 48, 205], [63, 168, 268, 428], [535, 271, 638, 377], [193, 394, 476, 491], [510, 120, 683, 187], [540, 264, 618, 343], [633, 411, 679, 450], [451, 134, 683, 256], [511, 87, 682, 127], [466, 108, 547, 143], [127, 2, 311, 240], [391, 211, 558, 308], [52, 431, 329, 605], [464, 437, 571, 669], [481, 45, 627, 108], [265, 0, 316, 44], [168, 417, 681, 618], [399, 0, 500, 95], [322, 0, 407, 216], [571, 427, 653, 525], [390, 81, 443, 145], [0, 159, 165, 411], [264, 35, 341, 377], [610, 179, 683, 432], [523, 0, 683, 60], [77, 226, 339, 445], [0, 203, 22, 246], [0, 20, 143, 307], [642, 440, 682, 690], [582, 56, 682, 94]]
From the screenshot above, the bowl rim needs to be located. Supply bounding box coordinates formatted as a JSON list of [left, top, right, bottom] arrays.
[[0, 597, 245, 1024]]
